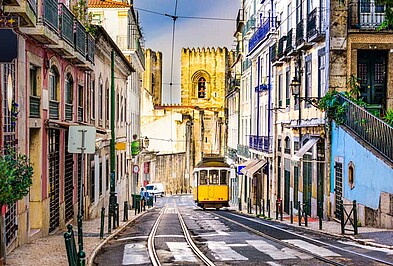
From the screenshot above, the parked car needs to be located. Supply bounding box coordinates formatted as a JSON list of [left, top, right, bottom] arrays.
[[145, 183, 165, 197]]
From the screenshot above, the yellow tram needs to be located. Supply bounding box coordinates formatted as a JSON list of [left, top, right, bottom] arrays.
[[193, 156, 230, 210]]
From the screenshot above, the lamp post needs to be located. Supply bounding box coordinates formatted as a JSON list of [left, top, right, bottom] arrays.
[[142, 136, 149, 187], [290, 75, 302, 147]]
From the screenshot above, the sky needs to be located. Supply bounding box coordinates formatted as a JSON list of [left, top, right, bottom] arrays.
[[133, 0, 240, 104]]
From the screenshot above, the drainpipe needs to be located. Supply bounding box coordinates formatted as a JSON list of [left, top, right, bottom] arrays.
[[256, 56, 261, 213], [267, 44, 272, 219], [109, 49, 117, 230]]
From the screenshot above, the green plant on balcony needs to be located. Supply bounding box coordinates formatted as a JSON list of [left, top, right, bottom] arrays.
[[376, 0, 393, 30], [71, 1, 96, 36]]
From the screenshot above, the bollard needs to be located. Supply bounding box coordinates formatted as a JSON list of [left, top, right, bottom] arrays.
[[238, 198, 242, 212], [262, 199, 265, 216], [100, 207, 105, 239], [108, 207, 112, 234], [135, 199, 138, 215], [353, 200, 358, 235], [77, 215, 83, 252], [280, 201, 283, 221], [78, 250, 86, 266], [275, 200, 278, 220], [290, 201, 293, 224], [155, 195, 157, 203], [116, 203, 120, 227], [68, 224, 77, 263], [318, 201, 322, 230], [341, 204, 345, 234], [123, 201, 128, 222], [267, 199, 271, 218], [304, 204, 308, 227], [64, 231, 76, 266], [298, 201, 301, 226]]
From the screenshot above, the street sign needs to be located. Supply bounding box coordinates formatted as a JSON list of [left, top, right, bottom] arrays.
[[68, 126, 96, 154], [237, 165, 245, 175], [133, 165, 139, 174]]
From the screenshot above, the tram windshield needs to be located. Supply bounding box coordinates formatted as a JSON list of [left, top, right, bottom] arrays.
[[200, 170, 208, 185], [220, 170, 228, 185], [209, 170, 219, 185]]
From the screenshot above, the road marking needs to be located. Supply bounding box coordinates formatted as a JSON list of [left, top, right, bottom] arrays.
[[283, 239, 341, 257], [122, 243, 150, 265], [196, 230, 230, 237], [207, 241, 248, 261], [266, 262, 282, 266], [281, 247, 313, 259], [166, 242, 198, 262], [338, 241, 393, 255], [115, 236, 148, 242], [155, 234, 184, 238], [246, 240, 297, 260]]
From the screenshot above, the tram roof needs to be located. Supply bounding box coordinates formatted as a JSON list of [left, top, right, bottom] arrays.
[[195, 157, 230, 168]]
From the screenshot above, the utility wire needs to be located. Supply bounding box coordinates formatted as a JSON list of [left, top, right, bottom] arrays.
[[135, 7, 235, 22]]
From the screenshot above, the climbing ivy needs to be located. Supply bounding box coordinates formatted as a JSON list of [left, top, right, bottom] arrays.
[[376, 0, 393, 30]]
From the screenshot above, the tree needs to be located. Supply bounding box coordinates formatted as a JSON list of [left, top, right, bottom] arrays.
[[0, 148, 33, 263]]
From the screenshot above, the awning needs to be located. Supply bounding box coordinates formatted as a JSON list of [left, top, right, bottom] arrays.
[[240, 159, 258, 174], [293, 137, 319, 161], [246, 159, 267, 177]]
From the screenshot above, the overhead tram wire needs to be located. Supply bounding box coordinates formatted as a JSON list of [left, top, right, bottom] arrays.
[[134, 7, 236, 22]]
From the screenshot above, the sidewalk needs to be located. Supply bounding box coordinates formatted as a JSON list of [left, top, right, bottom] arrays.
[[234, 205, 393, 250], [5, 207, 147, 266]]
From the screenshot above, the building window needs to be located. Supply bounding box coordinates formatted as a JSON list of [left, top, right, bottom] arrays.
[[318, 50, 326, 98], [49, 67, 59, 101], [30, 66, 38, 96], [106, 158, 110, 191], [277, 138, 282, 153], [284, 136, 291, 154], [91, 79, 95, 120], [99, 78, 103, 124], [106, 83, 109, 124], [305, 58, 312, 108], [278, 74, 283, 107], [65, 74, 73, 104], [286, 68, 291, 107], [99, 160, 103, 196], [198, 77, 206, 98], [348, 161, 355, 189]]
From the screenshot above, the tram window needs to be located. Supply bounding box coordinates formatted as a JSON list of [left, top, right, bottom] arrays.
[[200, 170, 208, 185], [220, 170, 228, 185], [209, 170, 219, 184], [194, 172, 199, 187]]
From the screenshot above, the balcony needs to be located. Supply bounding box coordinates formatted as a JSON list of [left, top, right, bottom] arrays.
[[337, 94, 393, 163], [229, 76, 240, 94], [242, 58, 252, 72], [29, 95, 40, 118], [227, 147, 238, 161], [284, 28, 296, 55], [348, 0, 385, 30], [248, 18, 275, 53], [237, 144, 251, 158], [235, 9, 244, 34], [270, 43, 277, 62], [59, 4, 74, 46], [249, 135, 273, 153], [75, 21, 86, 57], [277, 35, 287, 58], [65, 103, 73, 121], [117, 35, 145, 69], [86, 34, 95, 63], [3, 0, 37, 26], [296, 19, 312, 50], [242, 15, 255, 37], [307, 7, 326, 42], [49, 100, 59, 120]]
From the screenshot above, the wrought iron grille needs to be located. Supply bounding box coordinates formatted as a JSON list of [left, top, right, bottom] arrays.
[[2, 63, 17, 246], [295, 20, 304, 46], [49, 100, 59, 119], [59, 4, 74, 46], [338, 94, 393, 163], [48, 129, 60, 232], [335, 161, 343, 219], [87, 34, 95, 63], [249, 135, 273, 153], [44, 0, 59, 32], [285, 29, 294, 54], [65, 103, 73, 121], [277, 36, 286, 58], [75, 21, 86, 56], [348, 0, 385, 29], [64, 131, 74, 222], [29, 95, 41, 118]]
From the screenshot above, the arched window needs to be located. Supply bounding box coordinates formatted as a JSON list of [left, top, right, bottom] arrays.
[[65, 73, 73, 104], [198, 77, 206, 98], [348, 161, 355, 189], [284, 136, 291, 154], [49, 67, 59, 101]]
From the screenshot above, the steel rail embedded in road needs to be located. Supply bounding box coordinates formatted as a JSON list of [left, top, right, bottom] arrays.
[[215, 211, 393, 266], [147, 203, 214, 266], [175, 204, 215, 266]]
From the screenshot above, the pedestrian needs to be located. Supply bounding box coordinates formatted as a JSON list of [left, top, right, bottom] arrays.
[[140, 187, 146, 211]]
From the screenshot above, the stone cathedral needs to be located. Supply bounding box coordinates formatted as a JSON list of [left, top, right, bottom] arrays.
[[180, 47, 234, 165]]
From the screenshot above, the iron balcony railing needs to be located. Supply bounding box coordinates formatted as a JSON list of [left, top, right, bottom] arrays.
[[29, 95, 41, 118], [78, 106, 83, 122], [296, 20, 305, 46], [135, 38, 145, 69], [28, 0, 37, 15], [65, 103, 73, 121], [43, 0, 59, 32], [49, 100, 59, 120], [242, 58, 252, 71], [307, 7, 326, 42], [237, 144, 251, 158], [86, 33, 95, 63], [227, 147, 238, 161], [249, 18, 276, 53], [242, 15, 255, 36], [277, 36, 286, 58], [249, 135, 273, 153], [75, 20, 86, 56], [348, 0, 385, 29], [337, 94, 393, 163], [270, 43, 277, 62], [285, 29, 294, 54], [59, 3, 74, 46]]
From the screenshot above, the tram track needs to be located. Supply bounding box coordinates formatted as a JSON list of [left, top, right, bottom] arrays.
[[147, 203, 214, 266], [214, 210, 393, 266]]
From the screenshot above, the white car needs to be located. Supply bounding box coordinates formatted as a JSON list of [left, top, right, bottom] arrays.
[[145, 183, 165, 197]]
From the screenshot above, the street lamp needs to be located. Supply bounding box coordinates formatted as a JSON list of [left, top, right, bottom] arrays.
[[290, 76, 301, 98], [143, 136, 149, 149]]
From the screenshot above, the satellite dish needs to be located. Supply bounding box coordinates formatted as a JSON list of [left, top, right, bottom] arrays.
[[7, 73, 13, 111]]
